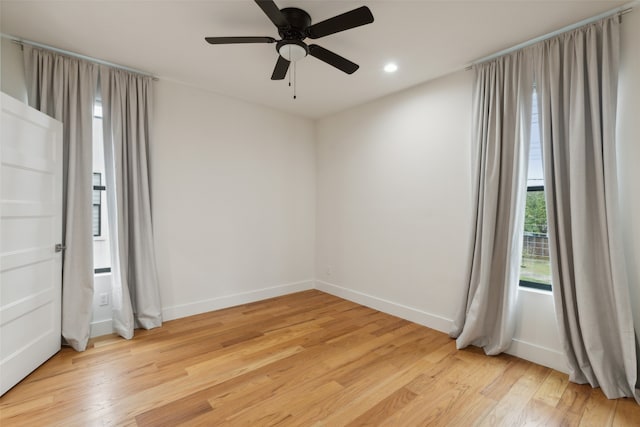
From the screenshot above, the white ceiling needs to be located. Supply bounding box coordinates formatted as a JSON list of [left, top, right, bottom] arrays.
[[0, 1, 628, 119]]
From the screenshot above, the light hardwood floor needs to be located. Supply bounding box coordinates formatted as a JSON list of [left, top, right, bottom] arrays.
[[1, 290, 638, 426]]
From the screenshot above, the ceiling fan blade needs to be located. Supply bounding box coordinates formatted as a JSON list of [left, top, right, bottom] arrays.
[[306, 6, 374, 39], [205, 36, 276, 45], [308, 44, 359, 74], [255, 0, 290, 28], [271, 55, 290, 80]]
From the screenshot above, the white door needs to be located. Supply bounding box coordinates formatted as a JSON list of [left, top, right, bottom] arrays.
[[0, 93, 63, 396]]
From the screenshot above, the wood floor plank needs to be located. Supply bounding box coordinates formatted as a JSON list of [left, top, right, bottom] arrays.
[[478, 359, 553, 426], [377, 367, 471, 426], [346, 387, 419, 426], [290, 359, 400, 425], [310, 353, 443, 425], [223, 380, 344, 426], [613, 398, 640, 426], [379, 353, 505, 426], [135, 397, 213, 427], [1, 290, 638, 426], [426, 358, 507, 426], [480, 356, 532, 400], [534, 368, 570, 407], [517, 398, 566, 426], [557, 381, 593, 416], [0, 395, 54, 419], [579, 388, 618, 426]]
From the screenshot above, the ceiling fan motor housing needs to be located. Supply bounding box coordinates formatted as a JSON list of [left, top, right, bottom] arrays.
[[278, 7, 311, 38], [276, 8, 312, 61]]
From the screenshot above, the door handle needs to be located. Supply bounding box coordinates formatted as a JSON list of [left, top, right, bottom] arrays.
[[55, 243, 66, 253]]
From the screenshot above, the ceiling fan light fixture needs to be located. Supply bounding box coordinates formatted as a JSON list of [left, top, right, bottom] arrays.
[[278, 42, 307, 62]]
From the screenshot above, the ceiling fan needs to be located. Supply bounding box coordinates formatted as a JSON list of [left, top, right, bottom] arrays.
[[205, 0, 374, 80]]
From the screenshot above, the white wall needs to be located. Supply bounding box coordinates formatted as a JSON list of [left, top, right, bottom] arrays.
[[617, 9, 640, 350], [151, 80, 316, 320], [90, 274, 113, 337], [314, 70, 566, 371], [315, 71, 473, 327], [0, 38, 27, 103]]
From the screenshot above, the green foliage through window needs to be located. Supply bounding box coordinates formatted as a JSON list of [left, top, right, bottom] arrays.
[[524, 190, 547, 235], [520, 187, 552, 289]]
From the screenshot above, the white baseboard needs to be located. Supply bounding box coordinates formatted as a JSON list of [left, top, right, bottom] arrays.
[[162, 279, 315, 321], [89, 277, 567, 374], [506, 338, 568, 374], [315, 279, 568, 374], [90, 319, 114, 338], [315, 280, 453, 334]]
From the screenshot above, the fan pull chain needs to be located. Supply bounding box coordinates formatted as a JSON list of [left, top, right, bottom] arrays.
[[284, 45, 296, 100], [288, 46, 292, 88]]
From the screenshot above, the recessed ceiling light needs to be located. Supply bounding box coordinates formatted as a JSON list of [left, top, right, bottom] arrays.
[[384, 63, 398, 73]]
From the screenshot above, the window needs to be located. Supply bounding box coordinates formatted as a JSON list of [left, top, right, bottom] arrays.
[[92, 173, 105, 236], [93, 100, 111, 274], [520, 91, 552, 291]]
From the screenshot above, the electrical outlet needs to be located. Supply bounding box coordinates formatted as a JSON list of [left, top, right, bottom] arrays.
[[99, 293, 109, 306], [326, 265, 333, 277]]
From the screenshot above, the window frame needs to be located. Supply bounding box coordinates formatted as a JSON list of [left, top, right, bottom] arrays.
[[93, 100, 111, 275]]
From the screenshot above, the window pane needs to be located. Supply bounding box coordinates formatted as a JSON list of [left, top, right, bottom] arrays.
[[527, 91, 544, 187], [94, 101, 102, 118], [92, 204, 101, 236], [520, 190, 552, 286]]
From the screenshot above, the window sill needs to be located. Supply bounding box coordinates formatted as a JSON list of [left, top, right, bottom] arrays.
[[518, 285, 553, 296]]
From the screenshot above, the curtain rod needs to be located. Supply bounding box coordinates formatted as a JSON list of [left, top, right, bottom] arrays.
[[466, 2, 636, 69], [0, 33, 158, 80]]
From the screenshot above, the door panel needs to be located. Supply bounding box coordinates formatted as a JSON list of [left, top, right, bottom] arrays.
[[1, 217, 54, 250], [2, 260, 54, 305], [0, 93, 63, 396], [2, 166, 55, 200]]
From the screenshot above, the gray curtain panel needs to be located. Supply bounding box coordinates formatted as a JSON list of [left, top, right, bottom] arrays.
[[23, 46, 98, 351], [534, 17, 639, 401], [99, 66, 162, 339], [450, 51, 534, 355]]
